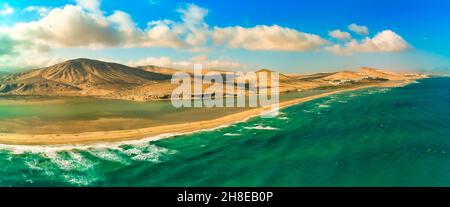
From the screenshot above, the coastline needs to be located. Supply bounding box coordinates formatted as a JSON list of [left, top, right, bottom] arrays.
[[0, 80, 415, 146]]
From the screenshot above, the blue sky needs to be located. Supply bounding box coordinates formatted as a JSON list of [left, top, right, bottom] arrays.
[[1, 0, 449, 73]]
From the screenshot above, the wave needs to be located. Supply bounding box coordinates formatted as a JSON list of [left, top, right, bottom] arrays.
[[120, 144, 176, 163], [87, 149, 128, 163], [244, 125, 279, 130], [224, 133, 241, 136], [62, 174, 97, 186], [42, 151, 94, 171], [17, 143, 176, 186], [317, 104, 330, 108], [365, 88, 391, 95], [277, 117, 289, 120], [25, 159, 44, 171]]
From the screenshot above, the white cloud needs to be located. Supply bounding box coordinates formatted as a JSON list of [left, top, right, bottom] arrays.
[[23, 6, 51, 17], [9, 5, 124, 48], [0, 3, 14, 16], [1, 2, 330, 56], [348, 23, 369, 36], [0, 51, 65, 70], [329, 29, 351, 40], [212, 25, 327, 51], [177, 4, 210, 46], [3, 3, 214, 52], [325, 30, 411, 55], [75, 0, 101, 11], [129, 55, 244, 70], [0, 3, 216, 69]]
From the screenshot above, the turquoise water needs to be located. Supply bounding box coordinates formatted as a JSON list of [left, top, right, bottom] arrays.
[[0, 78, 449, 186]]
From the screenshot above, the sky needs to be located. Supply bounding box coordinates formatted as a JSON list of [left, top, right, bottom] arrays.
[[0, 0, 449, 73]]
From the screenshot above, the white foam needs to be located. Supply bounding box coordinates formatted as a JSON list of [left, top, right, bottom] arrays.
[[128, 145, 175, 163], [131, 153, 160, 162], [25, 159, 44, 171], [44, 152, 77, 171], [260, 108, 281, 118], [224, 133, 241, 136], [0, 132, 179, 155], [317, 104, 330, 108], [87, 149, 127, 163], [62, 174, 93, 186], [244, 125, 279, 130], [68, 151, 94, 169], [42, 151, 94, 171], [378, 88, 391, 93], [122, 148, 142, 156]]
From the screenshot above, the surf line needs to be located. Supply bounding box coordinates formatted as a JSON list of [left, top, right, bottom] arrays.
[[177, 191, 212, 205]]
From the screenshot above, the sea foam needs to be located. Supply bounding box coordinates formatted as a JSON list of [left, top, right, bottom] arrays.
[[244, 125, 279, 130]]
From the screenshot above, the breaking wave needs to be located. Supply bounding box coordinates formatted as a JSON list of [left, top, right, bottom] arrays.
[[244, 125, 279, 130]]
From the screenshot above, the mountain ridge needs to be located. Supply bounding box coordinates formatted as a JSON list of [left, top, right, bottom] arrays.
[[0, 58, 427, 101]]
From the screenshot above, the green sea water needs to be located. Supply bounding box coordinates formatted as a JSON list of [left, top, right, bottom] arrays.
[[0, 77, 449, 186]]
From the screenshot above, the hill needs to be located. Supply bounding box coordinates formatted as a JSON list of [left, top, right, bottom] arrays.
[[0, 58, 171, 96]]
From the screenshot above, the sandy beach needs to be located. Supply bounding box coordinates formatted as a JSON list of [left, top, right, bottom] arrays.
[[0, 80, 413, 145]]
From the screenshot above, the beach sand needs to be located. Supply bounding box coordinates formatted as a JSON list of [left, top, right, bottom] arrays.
[[0, 80, 412, 145]]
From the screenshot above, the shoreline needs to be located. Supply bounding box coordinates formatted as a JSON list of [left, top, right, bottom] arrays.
[[0, 80, 415, 146]]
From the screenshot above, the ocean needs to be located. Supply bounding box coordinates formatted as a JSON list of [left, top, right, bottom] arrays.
[[0, 77, 449, 186]]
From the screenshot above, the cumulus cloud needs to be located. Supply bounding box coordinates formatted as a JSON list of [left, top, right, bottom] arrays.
[[348, 23, 369, 36], [1, 1, 329, 58], [0, 51, 64, 70], [75, 0, 102, 11], [325, 30, 411, 55], [3, 3, 215, 52], [0, 34, 17, 56], [6, 5, 186, 50], [23, 6, 51, 17], [329, 29, 351, 40], [0, 2, 219, 69], [129, 55, 244, 70], [0, 3, 14, 16], [9, 5, 124, 48], [212, 25, 327, 51], [177, 4, 210, 46]]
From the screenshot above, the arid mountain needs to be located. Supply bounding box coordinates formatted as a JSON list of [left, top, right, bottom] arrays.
[[0, 58, 172, 96], [322, 70, 365, 81], [138, 65, 181, 76], [138, 65, 230, 76], [0, 58, 424, 101], [359, 67, 404, 80], [256, 69, 292, 81]]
